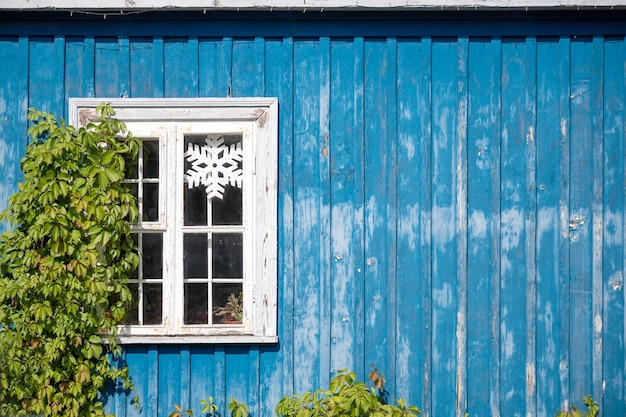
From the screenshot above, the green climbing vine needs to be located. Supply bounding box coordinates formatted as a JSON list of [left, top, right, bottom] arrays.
[[0, 104, 140, 417]]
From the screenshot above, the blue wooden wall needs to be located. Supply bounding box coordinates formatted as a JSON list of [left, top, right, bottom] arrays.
[[1, 12, 625, 417]]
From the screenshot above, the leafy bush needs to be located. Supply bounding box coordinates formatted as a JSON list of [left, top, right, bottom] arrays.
[[275, 368, 421, 417], [171, 369, 600, 417], [554, 395, 599, 417], [0, 104, 140, 417]]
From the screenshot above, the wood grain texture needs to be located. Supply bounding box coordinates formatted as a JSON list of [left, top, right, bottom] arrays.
[[1, 18, 625, 416]]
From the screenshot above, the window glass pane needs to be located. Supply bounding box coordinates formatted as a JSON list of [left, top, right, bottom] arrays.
[[143, 283, 162, 325], [212, 185, 242, 225], [212, 284, 243, 324], [128, 183, 138, 207], [143, 183, 159, 222], [124, 283, 139, 325], [130, 234, 139, 280], [111, 282, 139, 324], [142, 234, 163, 279], [221, 134, 242, 148], [184, 283, 208, 324], [184, 234, 208, 278], [126, 160, 138, 180], [183, 134, 207, 202], [143, 140, 159, 178], [212, 233, 243, 278], [184, 186, 208, 226], [183, 133, 243, 218]]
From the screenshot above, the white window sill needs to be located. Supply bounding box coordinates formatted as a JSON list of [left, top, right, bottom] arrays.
[[116, 334, 279, 344]]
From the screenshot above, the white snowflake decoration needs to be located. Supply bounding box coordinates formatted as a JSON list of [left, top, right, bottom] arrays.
[[184, 137, 244, 199]]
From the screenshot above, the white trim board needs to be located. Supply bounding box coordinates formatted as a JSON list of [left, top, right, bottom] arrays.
[[5, 0, 626, 10]]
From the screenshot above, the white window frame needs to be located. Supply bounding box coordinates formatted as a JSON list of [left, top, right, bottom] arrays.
[[69, 98, 278, 344]]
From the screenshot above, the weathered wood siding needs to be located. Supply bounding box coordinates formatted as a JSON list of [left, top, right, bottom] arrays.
[[1, 13, 625, 417]]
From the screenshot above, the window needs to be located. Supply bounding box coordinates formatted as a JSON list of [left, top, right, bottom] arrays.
[[69, 98, 278, 343]]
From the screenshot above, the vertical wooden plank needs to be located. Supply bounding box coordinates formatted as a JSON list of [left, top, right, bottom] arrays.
[[352, 36, 367, 384], [64, 37, 81, 104], [247, 347, 260, 417], [199, 38, 231, 97], [557, 35, 572, 412], [213, 346, 227, 413], [602, 36, 625, 417], [568, 36, 595, 403], [65, 36, 94, 105], [130, 37, 157, 98], [262, 36, 295, 412], [164, 37, 199, 98], [29, 36, 64, 114], [455, 35, 469, 417], [0, 35, 28, 220], [488, 37, 503, 417], [430, 37, 459, 417], [231, 38, 254, 97], [499, 37, 530, 417], [122, 346, 149, 417], [54, 35, 65, 114], [328, 37, 364, 374], [354, 37, 366, 384], [363, 36, 397, 393], [387, 37, 398, 397], [101, 376, 115, 414], [157, 346, 181, 417], [224, 346, 250, 409], [109, 347, 155, 417], [589, 35, 604, 404], [231, 38, 265, 97], [147, 346, 160, 417], [198, 38, 219, 97], [153, 37, 165, 98], [419, 36, 434, 417], [65, 36, 95, 102], [119, 36, 130, 98], [83, 36, 96, 99], [396, 35, 432, 412], [291, 38, 323, 393], [396, 37, 420, 396], [189, 346, 216, 416], [349, 36, 366, 382], [223, 37, 233, 97], [466, 36, 499, 417], [536, 36, 566, 417], [119, 352, 128, 417], [317, 36, 332, 389], [180, 346, 191, 411], [104, 352, 127, 417], [253, 37, 266, 97], [524, 36, 538, 417], [95, 37, 122, 97]]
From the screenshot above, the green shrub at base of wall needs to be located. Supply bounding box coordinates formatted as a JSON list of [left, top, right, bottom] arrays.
[[554, 396, 599, 417], [274, 368, 420, 417]]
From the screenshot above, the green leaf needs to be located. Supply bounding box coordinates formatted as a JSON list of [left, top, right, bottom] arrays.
[[105, 167, 123, 183]]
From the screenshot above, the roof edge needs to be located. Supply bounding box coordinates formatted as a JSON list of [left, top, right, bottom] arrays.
[[5, 0, 626, 11]]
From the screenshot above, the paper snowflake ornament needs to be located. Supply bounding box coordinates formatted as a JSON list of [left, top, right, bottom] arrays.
[[184, 137, 244, 199]]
